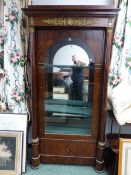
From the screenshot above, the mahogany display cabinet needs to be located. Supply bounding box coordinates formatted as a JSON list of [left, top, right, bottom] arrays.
[[23, 5, 119, 172]]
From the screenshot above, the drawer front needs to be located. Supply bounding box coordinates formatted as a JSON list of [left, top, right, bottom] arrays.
[[40, 138, 96, 157]]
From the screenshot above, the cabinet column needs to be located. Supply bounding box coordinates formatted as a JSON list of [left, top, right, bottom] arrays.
[[95, 27, 113, 172], [30, 24, 40, 168]]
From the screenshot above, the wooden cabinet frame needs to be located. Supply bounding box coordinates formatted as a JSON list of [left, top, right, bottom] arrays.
[[23, 5, 119, 172]]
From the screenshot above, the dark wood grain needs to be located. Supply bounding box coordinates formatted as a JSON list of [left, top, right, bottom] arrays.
[[23, 5, 119, 171]]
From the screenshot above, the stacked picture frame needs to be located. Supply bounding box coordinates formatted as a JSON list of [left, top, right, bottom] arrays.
[[0, 113, 28, 174], [0, 130, 23, 175], [118, 138, 131, 175]]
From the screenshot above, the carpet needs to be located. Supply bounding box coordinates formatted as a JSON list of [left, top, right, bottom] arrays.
[[23, 164, 108, 175]]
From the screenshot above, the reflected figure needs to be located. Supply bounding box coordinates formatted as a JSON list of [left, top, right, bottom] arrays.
[[71, 55, 86, 100], [53, 72, 72, 97]]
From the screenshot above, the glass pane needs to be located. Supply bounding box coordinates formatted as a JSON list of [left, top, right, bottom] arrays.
[[45, 64, 94, 135], [44, 39, 94, 135]]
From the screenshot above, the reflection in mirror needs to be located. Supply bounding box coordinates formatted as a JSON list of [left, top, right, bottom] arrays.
[[44, 38, 94, 135], [53, 44, 89, 70]]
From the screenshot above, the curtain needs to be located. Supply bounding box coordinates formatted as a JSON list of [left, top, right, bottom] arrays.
[[0, 0, 4, 53], [0, 0, 31, 112], [0, 0, 5, 110], [108, 0, 131, 125]]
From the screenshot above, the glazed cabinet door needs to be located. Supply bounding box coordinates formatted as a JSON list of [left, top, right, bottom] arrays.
[[36, 28, 103, 165]]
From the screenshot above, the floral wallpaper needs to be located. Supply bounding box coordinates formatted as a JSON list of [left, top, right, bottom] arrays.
[[108, 0, 131, 124], [0, 0, 30, 112], [109, 0, 131, 87]]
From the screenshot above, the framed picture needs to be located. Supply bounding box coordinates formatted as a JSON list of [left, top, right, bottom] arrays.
[[118, 138, 131, 175], [0, 113, 28, 172], [0, 130, 23, 175]]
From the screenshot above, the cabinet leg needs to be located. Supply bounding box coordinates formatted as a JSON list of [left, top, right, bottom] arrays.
[[32, 137, 41, 168], [95, 141, 105, 172]]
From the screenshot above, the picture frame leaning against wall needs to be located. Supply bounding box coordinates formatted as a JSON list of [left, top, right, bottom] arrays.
[[118, 138, 131, 175], [0, 130, 23, 175]]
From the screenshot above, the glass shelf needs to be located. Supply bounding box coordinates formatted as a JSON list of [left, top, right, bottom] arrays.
[[45, 99, 92, 116], [44, 63, 101, 69]]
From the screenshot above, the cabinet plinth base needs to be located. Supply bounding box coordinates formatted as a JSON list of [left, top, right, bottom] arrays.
[[95, 159, 105, 172]]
